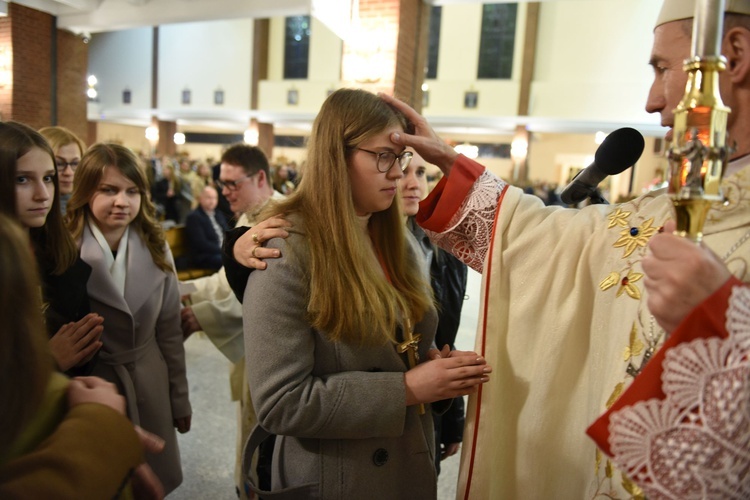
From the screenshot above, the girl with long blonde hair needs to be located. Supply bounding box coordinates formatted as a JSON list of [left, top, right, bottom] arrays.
[[240, 88, 490, 498], [38, 125, 86, 214], [66, 143, 191, 495]]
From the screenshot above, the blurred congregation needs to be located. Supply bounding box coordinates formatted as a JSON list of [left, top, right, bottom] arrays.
[[3, 0, 750, 499]]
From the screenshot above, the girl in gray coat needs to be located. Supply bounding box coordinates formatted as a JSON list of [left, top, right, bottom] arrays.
[[241, 89, 491, 499], [66, 144, 192, 495]]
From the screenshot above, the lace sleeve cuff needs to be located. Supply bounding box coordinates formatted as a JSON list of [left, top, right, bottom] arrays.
[[419, 163, 506, 273], [586, 277, 750, 499], [726, 282, 750, 340]]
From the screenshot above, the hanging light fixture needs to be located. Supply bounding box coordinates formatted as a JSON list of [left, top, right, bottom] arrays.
[[145, 125, 159, 143], [87, 75, 98, 101]]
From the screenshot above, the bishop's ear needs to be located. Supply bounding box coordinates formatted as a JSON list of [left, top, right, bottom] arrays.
[[723, 27, 750, 82]]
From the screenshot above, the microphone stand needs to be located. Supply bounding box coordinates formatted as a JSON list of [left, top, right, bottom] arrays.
[[587, 188, 608, 205]]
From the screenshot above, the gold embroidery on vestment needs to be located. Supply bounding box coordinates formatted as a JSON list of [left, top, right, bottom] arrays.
[[607, 208, 632, 228], [605, 460, 613, 479], [617, 271, 643, 299], [600, 272, 620, 291], [605, 383, 624, 409], [621, 474, 645, 499], [622, 323, 644, 362], [592, 208, 671, 498], [612, 218, 658, 258]]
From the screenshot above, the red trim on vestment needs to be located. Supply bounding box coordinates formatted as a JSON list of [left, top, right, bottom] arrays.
[[586, 276, 742, 457], [417, 155, 485, 233], [463, 183, 509, 500]]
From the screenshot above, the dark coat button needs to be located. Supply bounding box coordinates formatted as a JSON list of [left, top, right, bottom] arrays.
[[373, 448, 389, 466]]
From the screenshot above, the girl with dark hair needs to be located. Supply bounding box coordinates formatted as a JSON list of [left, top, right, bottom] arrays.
[[0, 121, 103, 376]]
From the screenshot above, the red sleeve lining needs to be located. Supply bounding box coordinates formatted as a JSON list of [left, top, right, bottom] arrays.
[[416, 155, 485, 233]]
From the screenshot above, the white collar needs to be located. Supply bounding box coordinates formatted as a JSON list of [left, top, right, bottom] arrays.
[[88, 219, 129, 296]]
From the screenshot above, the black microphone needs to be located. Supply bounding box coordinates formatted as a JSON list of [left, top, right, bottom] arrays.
[[560, 127, 645, 205]]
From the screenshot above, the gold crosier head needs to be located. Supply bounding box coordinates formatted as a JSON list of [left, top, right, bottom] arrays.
[[662, 0, 735, 242]]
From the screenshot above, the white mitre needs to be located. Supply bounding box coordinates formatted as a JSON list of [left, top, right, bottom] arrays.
[[656, 0, 750, 27]]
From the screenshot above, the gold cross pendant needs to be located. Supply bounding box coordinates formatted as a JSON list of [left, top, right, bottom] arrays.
[[398, 318, 425, 415], [397, 336, 422, 363]]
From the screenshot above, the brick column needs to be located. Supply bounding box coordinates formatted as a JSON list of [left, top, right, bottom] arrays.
[[87, 120, 98, 146], [56, 30, 88, 141], [257, 122, 274, 160], [514, 3, 540, 182], [0, 3, 87, 132], [251, 19, 274, 160], [5, 3, 52, 127], [0, 12, 10, 121], [157, 120, 176, 157], [342, 0, 429, 111]]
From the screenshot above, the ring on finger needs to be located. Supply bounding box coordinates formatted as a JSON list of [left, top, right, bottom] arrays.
[[251, 246, 260, 259], [252, 232, 260, 244]]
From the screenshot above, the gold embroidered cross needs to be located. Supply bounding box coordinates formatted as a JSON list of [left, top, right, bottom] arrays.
[[398, 318, 425, 414]]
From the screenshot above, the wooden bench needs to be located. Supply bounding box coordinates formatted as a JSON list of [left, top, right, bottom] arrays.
[[164, 225, 216, 281]]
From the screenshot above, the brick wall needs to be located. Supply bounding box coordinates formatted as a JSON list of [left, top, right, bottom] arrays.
[[0, 3, 88, 139], [341, 0, 427, 109], [394, 0, 428, 111], [57, 30, 88, 142], [342, 0, 399, 93], [0, 14, 11, 121], [9, 2, 52, 129]]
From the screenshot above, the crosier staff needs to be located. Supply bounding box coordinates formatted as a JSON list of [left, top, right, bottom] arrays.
[[667, 0, 733, 241]]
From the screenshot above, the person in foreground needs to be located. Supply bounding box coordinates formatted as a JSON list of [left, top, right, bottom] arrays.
[[238, 88, 490, 499], [371, 1, 750, 497], [226, 149, 467, 485], [0, 213, 164, 500], [586, 220, 750, 498], [66, 144, 191, 495]]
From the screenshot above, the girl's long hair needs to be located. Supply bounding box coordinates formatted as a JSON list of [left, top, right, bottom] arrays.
[[261, 88, 432, 345], [0, 214, 52, 451], [66, 143, 172, 274], [0, 121, 77, 275]]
